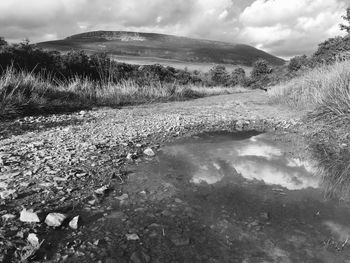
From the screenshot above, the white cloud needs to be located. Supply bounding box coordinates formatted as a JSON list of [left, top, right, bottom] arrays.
[[0, 0, 347, 57], [238, 0, 347, 57]]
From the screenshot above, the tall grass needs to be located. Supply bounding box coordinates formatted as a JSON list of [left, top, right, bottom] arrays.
[[268, 60, 350, 112], [0, 67, 237, 119], [268, 60, 350, 200]]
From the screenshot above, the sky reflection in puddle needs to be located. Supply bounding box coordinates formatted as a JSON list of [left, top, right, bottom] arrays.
[[162, 133, 319, 190]]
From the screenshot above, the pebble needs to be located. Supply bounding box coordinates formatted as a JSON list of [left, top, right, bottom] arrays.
[[19, 209, 40, 223], [126, 233, 140, 241], [69, 216, 79, 230], [2, 214, 16, 221], [143, 148, 155, 157], [94, 185, 109, 195], [27, 233, 40, 247], [45, 213, 67, 227]]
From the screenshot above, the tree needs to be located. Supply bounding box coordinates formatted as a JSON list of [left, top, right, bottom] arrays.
[[312, 36, 350, 64], [288, 55, 309, 72], [251, 59, 272, 79], [340, 7, 350, 33], [0, 37, 7, 47], [230, 67, 246, 86], [209, 65, 230, 85]]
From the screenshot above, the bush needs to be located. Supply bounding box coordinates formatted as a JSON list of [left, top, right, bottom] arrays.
[[288, 55, 310, 72], [251, 59, 272, 79], [230, 67, 246, 86], [0, 37, 7, 47], [312, 35, 350, 65], [209, 65, 230, 86]]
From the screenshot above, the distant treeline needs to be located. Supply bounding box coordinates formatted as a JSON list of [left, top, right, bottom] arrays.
[[0, 37, 278, 88], [1, 34, 349, 89]]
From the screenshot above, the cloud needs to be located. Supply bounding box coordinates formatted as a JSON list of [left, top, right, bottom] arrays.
[[0, 0, 237, 42], [0, 0, 347, 58], [238, 0, 347, 58]]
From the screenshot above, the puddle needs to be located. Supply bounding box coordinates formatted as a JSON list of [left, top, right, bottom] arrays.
[[41, 131, 350, 262], [130, 131, 350, 262], [162, 132, 318, 190]]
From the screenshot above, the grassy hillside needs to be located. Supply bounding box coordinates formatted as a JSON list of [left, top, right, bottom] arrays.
[[36, 31, 285, 67]]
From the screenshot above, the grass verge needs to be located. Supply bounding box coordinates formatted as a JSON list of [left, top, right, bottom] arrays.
[[268, 60, 350, 200], [0, 67, 240, 120]]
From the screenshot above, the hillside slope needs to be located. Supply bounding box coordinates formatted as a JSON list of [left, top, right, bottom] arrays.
[[36, 31, 285, 66]]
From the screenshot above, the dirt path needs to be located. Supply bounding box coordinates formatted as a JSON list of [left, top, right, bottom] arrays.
[[0, 90, 305, 262]]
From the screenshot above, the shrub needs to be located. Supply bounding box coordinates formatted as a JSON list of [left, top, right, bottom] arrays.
[[251, 59, 272, 79], [0, 37, 7, 47], [288, 55, 310, 72], [209, 65, 230, 86], [312, 35, 350, 65], [230, 67, 246, 86]]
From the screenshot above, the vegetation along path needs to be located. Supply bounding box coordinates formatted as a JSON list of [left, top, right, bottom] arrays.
[[2, 90, 349, 263]]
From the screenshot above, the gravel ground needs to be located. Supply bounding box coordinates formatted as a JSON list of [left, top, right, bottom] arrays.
[[0, 90, 301, 262]]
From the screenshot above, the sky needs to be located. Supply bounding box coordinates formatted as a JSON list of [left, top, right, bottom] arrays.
[[0, 0, 348, 58]]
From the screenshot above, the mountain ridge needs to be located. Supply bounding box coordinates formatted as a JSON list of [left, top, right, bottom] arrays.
[[37, 30, 285, 66]]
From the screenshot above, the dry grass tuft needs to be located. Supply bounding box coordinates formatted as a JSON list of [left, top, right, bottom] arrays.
[[0, 68, 238, 119], [268, 60, 350, 200]]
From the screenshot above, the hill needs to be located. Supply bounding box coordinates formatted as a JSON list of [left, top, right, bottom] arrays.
[[36, 31, 285, 67]]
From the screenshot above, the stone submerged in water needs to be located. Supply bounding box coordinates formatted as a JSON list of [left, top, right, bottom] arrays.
[[45, 213, 66, 227]]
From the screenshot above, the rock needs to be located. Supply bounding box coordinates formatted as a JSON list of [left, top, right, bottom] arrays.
[[27, 233, 40, 247], [69, 216, 79, 230], [126, 233, 140, 241], [45, 213, 66, 227], [94, 185, 109, 195], [130, 250, 150, 263], [126, 153, 135, 160], [88, 199, 96, 205], [0, 189, 16, 199], [2, 214, 16, 221], [20, 209, 40, 223], [143, 148, 155, 157]]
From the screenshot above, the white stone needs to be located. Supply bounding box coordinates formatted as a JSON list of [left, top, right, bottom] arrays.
[[143, 148, 155, 157], [27, 233, 40, 247], [2, 214, 16, 221], [20, 209, 40, 223], [69, 216, 79, 230], [126, 233, 139, 240], [45, 213, 66, 227], [94, 185, 109, 195]]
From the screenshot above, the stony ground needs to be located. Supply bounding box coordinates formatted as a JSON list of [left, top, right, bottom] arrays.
[[0, 90, 302, 262]]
